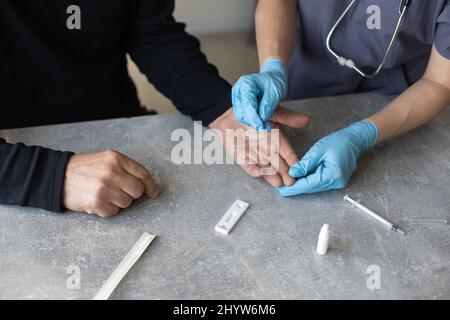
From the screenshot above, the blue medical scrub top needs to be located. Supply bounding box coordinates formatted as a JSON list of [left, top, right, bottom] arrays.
[[288, 0, 450, 99]]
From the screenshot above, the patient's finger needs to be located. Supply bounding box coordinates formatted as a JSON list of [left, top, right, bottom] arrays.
[[271, 107, 310, 128]]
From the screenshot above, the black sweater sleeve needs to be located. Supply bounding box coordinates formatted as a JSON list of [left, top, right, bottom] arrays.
[[0, 138, 73, 212], [127, 0, 232, 126]]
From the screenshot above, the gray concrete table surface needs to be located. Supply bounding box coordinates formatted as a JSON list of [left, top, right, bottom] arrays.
[[1, 93, 449, 300]]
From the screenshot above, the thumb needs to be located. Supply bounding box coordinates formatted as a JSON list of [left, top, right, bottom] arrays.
[[289, 148, 322, 178], [270, 107, 310, 128]]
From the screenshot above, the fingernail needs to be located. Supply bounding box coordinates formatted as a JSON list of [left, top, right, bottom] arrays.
[[149, 186, 161, 199], [284, 177, 296, 186]]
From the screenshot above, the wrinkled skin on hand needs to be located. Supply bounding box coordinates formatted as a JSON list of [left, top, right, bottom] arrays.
[[210, 107, 310, 187]]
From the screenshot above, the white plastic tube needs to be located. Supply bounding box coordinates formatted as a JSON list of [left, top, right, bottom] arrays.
[[93, 232, 156, 300]]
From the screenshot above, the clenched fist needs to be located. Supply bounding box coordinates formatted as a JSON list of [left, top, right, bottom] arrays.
[[63, 150, 160, 217]]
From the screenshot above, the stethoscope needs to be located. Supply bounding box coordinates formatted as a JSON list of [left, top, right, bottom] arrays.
[[326, 0, 411, 78]]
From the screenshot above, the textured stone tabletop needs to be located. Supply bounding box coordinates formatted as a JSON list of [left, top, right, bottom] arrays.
[[1, 93, 449, 299]]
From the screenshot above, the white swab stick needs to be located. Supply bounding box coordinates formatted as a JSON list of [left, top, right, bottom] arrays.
[[93, 232, 156, 300]]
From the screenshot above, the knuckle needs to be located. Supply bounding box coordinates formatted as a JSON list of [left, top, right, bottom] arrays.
[[134, 184, 145, 198], [100, 165, 115, 179], [92, 192, 106, 206], [128, 178, 145, 195], [87, 194, 98, 207], [117, 197, 131, 209], [94, 183, 108, 197], [104, 150, 121, 163], [93, 198, 104, 210], [137, 167, 150, 179]]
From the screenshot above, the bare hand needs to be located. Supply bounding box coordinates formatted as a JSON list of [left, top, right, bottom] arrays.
[[63, 150, 160, 217], [209, 107, 309, 187]]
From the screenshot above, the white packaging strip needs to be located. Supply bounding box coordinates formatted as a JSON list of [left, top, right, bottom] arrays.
[[93, 232, 156, 300]]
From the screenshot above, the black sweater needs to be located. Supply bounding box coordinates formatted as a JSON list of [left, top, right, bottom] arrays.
[[0, 0, 232, 212]]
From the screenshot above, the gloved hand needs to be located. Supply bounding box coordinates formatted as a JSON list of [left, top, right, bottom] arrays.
[[232, 58, 288, 131], [278, 121, 379, 196]]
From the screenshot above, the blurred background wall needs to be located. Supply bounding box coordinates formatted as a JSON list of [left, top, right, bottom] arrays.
[[174, 0, 256, 33], [127, 0, 259, 114]]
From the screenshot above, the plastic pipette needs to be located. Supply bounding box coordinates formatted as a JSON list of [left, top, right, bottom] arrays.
[[344, 194, 405, 235]]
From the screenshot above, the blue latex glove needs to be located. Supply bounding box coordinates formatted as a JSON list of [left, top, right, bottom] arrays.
[[278, 121, 379, 196], [232, 58, 288, 131]]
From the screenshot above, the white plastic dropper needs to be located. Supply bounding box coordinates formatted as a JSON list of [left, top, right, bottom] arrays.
[[316, 224, 330, 255]]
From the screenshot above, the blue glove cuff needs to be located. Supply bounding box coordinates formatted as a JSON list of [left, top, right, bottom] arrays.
[[260, 58, 288, 80], [348, 120, 379, 151]]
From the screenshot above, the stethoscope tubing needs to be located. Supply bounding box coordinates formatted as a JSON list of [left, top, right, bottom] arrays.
[[325, 0, 411, 79]]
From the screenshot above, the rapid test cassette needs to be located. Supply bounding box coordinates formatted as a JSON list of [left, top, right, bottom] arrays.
[[215, 200, 250, 235]]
